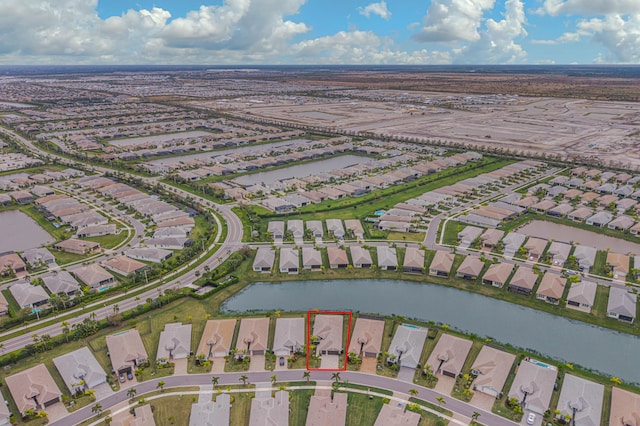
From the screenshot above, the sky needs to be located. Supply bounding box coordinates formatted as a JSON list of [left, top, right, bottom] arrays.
[[0, 0, 638, 65]]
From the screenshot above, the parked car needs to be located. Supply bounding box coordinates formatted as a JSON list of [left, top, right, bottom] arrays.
[[279, 357, 285, 366], [527, 413, 536, 425], [127, 371, 133, 380], [119, 373, 125, 383]]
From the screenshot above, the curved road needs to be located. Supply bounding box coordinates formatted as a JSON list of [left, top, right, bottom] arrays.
[[49, 370, 517, 426], [0, 126, 245, 352]]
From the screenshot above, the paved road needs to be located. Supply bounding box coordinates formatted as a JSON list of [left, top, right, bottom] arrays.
[[0, 126, 245, 351], [49, 370, 518, 426]]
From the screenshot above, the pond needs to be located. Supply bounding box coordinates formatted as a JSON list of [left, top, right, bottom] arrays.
[[232, 155, 375, 186], [222, 279, 640, 383], [0, 210, 55, 252]]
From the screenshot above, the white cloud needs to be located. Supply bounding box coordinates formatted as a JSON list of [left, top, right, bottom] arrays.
[[413, 0, 495, 42], [454, 0, 527, 63], [291, 30, 451, 64], [358, 1, 392, 20], [538, 0, 640, 16]]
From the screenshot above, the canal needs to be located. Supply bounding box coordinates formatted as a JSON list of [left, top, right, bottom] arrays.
[[222, 279, 640, 383]]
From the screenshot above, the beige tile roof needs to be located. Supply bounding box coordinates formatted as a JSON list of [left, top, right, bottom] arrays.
[[305, 393, 348, 426], [348, 318, 384, 357], [197, 319, 236, 359], [5, 364, 61, 415]]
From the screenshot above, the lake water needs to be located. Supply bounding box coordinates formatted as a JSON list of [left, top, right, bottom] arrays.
[[0, 210, 55, 252], [232, 155, 375, 186], [222, 279, 640, 383]]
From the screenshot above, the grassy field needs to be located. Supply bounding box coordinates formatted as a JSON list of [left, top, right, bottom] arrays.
[[341, 391, 385, 426], [289, 389, 314, 426], [229, 392, 253, 426], [151, 396, 193, 426]]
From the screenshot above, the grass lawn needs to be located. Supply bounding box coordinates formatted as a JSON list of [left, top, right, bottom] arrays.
[[84, 231, 129, 250], [229, 392, 254, 426], [340, 391, 385, 426], [441, 221, 467, 246], [151, 395, 193, 426], [388, 231, 425, 243], [289, 389, 314, 426]]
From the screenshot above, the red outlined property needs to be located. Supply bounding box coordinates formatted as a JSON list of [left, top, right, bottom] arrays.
[[306, 310, 352, 371]]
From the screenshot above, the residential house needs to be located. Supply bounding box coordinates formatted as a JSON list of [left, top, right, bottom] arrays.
[[508, 267, 538, 296], [143, 237, 192, 250], [327, 247, 349, 269], [344, 219, 365, 240], [326, 219, 345, 239], [377, 245, 398, 270], [287, 220, 304, 240], [456, 256, 485, 280], [106, 329, 148, 375], [71, 264, 115, 289], [348, 318, 384, 358], [305, 393, 348, 426], [567, 207, 593, 222], [53, 347, 107, 394], [457, 226, 483, 247], [197, 319, 236, 360], [0, 293, 8, 316], [387, 324, 428, 369], [350, 246, 372, 268], [253, 247, 275, 272], [126, 247, 173, 264], [607, 252, 630, 278], [585, 211, 613, 227], [267, 221, 285, 240], [273, 317, 305, 357], [609, 387, 640, 426], [373, 404, 420, 426], [557, 374, 604, 426], [507, 359, 557, 415], [249, 391, 289, 426], [0, 252, 27, 277], [279, 248, 299, 274], [566, 281, 597, 313], [306, 220, 324, 239], [189, 393, 231, 426], [41, 270, 80, 296], [547, 241, 572, 267], [157, 323, 192, 362], [313, 314, 343, 356], [102, 255, 148, 277], [523, 237, 547, 261], [236, 317, 270, 356], [53, 238, 100, 255], [480, 229, 504, 251], [481, 263, 514, 288], [302, 247, 323, 271], [536, 273, 566, 305], [9, 281, 49, 308], [572, 245, 597, 272], [471, 346, 516, 398], [21, 247, 55, 268], [6, 364, 62, 416], [428, 250, 454, 277], [608, 215, 635, 231], [501, 232, 526, 257], [607, 287, 636, 323], [426, 333, 472, 378], [403, 247, 424, 273]]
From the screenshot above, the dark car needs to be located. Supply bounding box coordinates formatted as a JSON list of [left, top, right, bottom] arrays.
[[279, 357, 285, 366], [127, 371, 133, 380]]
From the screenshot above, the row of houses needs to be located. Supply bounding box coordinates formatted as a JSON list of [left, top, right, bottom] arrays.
[[0, 167, 81, 191], [35, 193, 111, 233], [250, 151, 482, 210], [267, 219, 365, 241]]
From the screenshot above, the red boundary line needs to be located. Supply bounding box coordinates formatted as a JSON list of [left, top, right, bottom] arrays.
[[306, 310, 352, 371]]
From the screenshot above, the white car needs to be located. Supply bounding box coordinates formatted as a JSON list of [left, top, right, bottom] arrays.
[[527, 413, 536, 425]]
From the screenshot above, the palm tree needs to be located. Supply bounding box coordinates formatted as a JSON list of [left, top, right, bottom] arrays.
[[212, 376, 220, 387], [127, 388, 137, 401], [436, 396, 446, 407], [239, 375, 249, 386], [303, 371, 311, 383], [61, 321, 70, 343], [331, 372, 341, 384], [157, 380, 165, 392], [270, 374, 277, 386], [409, 388, 418, 397], [91, 403, 102, 415], [471, 411, 481, 422]]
